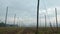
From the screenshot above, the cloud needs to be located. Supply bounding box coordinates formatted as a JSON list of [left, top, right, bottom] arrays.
[[0, 6, 60, 26], [0, 0, 60, 26]]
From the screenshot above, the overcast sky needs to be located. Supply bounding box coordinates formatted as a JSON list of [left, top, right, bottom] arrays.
[[0, 0, 60, 26]]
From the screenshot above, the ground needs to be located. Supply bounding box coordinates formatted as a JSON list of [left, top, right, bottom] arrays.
[[0, 27, 60, 34]]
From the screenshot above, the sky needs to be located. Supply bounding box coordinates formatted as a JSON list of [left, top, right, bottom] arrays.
[[0, 0, 60, 27]]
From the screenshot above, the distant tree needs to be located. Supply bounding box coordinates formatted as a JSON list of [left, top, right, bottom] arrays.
[[0, 22, 5, 27]]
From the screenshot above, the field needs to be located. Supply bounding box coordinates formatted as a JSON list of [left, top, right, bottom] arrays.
[[0, 27, 60, 34]]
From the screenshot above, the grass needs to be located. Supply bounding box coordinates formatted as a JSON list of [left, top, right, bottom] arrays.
[[0, 27, 60, 34], [0, 27, 15, 34], [0, 27, 23, 34]]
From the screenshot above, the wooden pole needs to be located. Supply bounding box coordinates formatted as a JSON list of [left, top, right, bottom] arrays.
[[17, 17, 19, 27], [40, 15, 41, 27], [55, 8, 58, 33], [50, 22, 54, 33], [44, 14, 47, 34], [45, 15, 46, 29], [5, 7, 8, 27], [36, 0, 40, 34], [14, 14, 16, 26]]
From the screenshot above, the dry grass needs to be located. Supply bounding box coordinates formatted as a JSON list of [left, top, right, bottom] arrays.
[[0, 27, 60, 34]]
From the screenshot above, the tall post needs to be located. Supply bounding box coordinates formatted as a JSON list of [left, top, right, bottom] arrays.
[[44, 14, 47, 34], [40, 15, 41, 27], [36, 0, 40, 34], [14, 14, 16, 26], [55, 8, 58, 33], [17, 17, 19, 27], [49, 22, 54, 33], [45, 15, 46, 28], [5, 7, 8, 27]]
